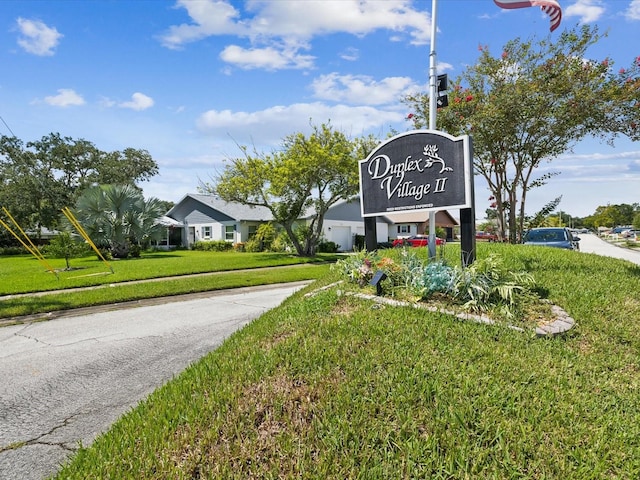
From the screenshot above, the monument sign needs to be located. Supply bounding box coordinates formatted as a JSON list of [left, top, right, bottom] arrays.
[[359, 130, 472, 217]]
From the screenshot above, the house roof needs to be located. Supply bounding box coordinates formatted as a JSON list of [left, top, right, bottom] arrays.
[[156, 215, 182, 227], [167, 194, 273, 222], [166, 193, 459, 227]]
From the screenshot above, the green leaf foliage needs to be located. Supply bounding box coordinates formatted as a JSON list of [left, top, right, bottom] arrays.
[[203, 123, 375, 257], [405, 25, 640, 242]]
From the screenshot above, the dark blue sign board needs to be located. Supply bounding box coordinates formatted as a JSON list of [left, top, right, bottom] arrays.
[[359, 130, 472, 217]]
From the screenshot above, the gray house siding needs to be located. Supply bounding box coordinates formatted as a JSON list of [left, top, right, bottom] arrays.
[[324, 199, 362, 221], [166, 194, 272, 248]]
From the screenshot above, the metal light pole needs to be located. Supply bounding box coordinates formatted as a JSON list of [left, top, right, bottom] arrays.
[[427, 0, 439, 260]]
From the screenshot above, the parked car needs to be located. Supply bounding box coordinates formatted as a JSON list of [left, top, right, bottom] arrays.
[[610, 226, 633, 235], [522, 227, 580, 250], [475, 231, 498, 242], [392, 235, 445, 247]]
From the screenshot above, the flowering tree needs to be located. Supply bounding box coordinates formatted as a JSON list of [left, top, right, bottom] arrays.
[[405, 25, 639, 242]]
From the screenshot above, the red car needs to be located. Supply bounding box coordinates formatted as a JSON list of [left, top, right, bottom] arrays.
[[392, 235, 445, 247], [475, 231, 498, 242]]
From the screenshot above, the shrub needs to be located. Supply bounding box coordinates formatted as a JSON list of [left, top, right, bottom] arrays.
[[447, 254, 536, 317], [409, 260, 456, 297], [318, 240, 339, 253], [43, 232, 91, 270], [243, 237, 262, 252], [332, 249, 379, 286], [128, 242, 142, 258], [253, 223, 277, 251], [192, 240, 233, 252], [0, 246, 27, 255], [271, 231, 294, 253]]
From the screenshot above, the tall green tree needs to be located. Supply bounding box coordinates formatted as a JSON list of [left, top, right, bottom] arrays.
[[405, 25, 639, 242], [202, 123, 371, 256], [0, 135, 60, 239], [585, 203, 640, 229], [0, 133, 159, 239], [73, 184, 165, 258]]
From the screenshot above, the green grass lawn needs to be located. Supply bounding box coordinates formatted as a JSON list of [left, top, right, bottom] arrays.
[[0, 250, 338, 295], [49, 243, 640, 479], [0, 250, 337, 320]]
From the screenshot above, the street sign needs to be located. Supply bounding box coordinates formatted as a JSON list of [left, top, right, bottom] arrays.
[[436, 94, 448, 107], [437, 74, 448, 91]]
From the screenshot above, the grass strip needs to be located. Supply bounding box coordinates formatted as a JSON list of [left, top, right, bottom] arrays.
[[0, 264, 329, 320]]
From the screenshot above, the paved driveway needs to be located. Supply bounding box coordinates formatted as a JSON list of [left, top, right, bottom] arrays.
[[0, 282, 308, 480]]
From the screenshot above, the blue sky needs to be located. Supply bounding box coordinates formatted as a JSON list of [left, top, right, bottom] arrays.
[[1, 0, 638, 218]]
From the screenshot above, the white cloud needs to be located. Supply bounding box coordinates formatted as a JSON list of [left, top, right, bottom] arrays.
[[310, 73, 422, 106], [196, 102, 405, 146], [119, 93, 155, 111], [565, 0, 606, 23], [159, 0, 247, 49], [626, 0, 640, 20], [16, 17, 63, 56], [43, 89, 85, 107], [220, 44, 315, 70], [438, 62, 454, 73], [534, 150, 640, 183], [242, 0, 430, 45], [339, 47, 359, 61], [159, 0, 431, 70]]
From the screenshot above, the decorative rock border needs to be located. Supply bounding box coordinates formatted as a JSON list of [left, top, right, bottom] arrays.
[[534, 304, 575, 337], [305, 282, 575, 337]]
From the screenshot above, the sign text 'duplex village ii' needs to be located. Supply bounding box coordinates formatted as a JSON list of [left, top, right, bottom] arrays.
[[366, 153, 448, 202]]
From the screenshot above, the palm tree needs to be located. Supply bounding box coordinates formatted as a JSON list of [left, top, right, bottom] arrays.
[[73, 184, 165, 258]]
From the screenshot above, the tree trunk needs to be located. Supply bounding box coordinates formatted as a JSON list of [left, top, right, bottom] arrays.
[[283, 224, 305, 257]]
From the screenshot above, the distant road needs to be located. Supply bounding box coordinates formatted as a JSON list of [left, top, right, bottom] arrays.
[[0, 282, 309, 480], [577, 232, 640, 266]]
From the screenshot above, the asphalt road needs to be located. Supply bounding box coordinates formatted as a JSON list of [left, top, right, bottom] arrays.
[[0, 282, 309, 480], [576, 232, 640, 265]]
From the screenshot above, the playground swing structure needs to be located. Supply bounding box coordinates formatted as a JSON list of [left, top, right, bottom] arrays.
[[0, 206, 114, 279]]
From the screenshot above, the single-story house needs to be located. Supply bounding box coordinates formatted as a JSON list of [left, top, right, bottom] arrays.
[[164, 194, 459, 252], [383, 210, 459, 242], [165, 194, 273, 247]]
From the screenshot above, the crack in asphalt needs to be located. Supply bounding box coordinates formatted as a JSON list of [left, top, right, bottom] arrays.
[[1, 413, 80, 454], [14, 332, 54, 347]]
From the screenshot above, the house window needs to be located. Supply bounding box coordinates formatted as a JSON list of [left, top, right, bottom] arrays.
[[225, 225, 235, 241], [202, 226, 211, 238], [248, 225, 257, 239], [397, 225, 410, 234]]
